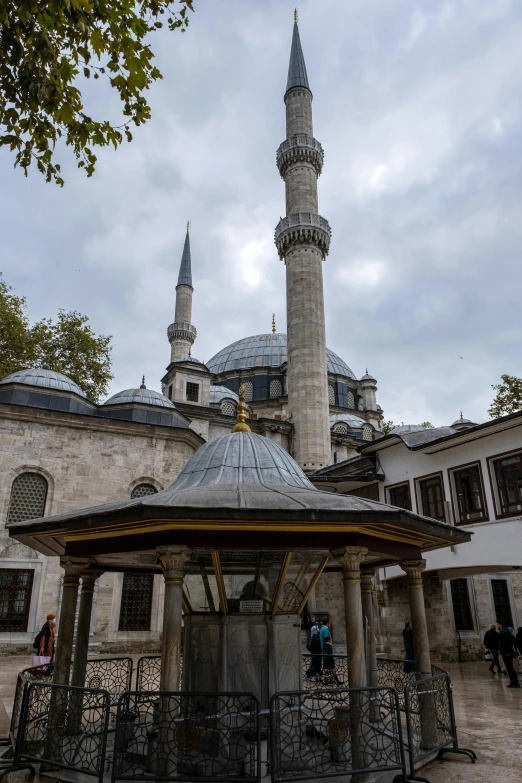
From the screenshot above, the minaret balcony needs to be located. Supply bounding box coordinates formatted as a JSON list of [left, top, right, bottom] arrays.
[[167, 322, 197, 344], [276, 134, 324, 178], [274, 212, 331, 260]]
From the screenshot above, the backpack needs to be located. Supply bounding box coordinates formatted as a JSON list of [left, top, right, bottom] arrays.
[[32, 630, 43, 650]]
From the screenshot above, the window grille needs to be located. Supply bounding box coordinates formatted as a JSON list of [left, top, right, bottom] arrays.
[[388, 483, 411, 510], [347, 392, 355, 409], [328, 385, 335, 405], [0, 569, 34, 631], [450, 578, 474, 631], [419, 475, 446, 521], [493, 454, 522, 516], [243, 382, 253, 402], [185, 382, 199, 402], [270, 380, 282, 399], [7, 472, 48, 524], [333, 423, 348, 435], [131, 484, 158, 499], [491, 579, 513, 628], [119, 573, 154, 631], [452, 464, 486, 523], [221, 400, 236, 416], [363, 425, 373, 441]]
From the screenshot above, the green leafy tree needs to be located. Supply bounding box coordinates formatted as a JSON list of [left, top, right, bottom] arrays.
[[489, 374, 522, 418], [0, 0, 193, 184], [0, 274, 112, 402]]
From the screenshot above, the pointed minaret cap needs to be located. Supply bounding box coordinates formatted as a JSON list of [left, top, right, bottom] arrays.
[[140, 375, 146, 389], [176, 223, 193, 289], [286, 15, 310, 95]]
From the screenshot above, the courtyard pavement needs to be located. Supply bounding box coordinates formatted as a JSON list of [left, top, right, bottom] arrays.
[[0, 657, 519, 781]]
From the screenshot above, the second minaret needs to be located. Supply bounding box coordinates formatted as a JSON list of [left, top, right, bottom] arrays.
[[275, 19, 331, 471]]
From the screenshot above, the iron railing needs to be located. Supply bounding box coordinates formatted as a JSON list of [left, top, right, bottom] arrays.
[[112, 691, 261, 783], [270, 686, 408, 783], [13, 681, 111, 783], [10, 663, 54, 743], [403, 673, 476, 781], [135, 655, 162, 692], [301, 654, 349, 690], [84, 657, 133, 704]]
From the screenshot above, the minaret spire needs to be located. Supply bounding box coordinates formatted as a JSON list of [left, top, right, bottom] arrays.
[[275, 18, 331, 471], [167, 224, 197, 362]]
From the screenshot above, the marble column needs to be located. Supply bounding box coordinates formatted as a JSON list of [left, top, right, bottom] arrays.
[[54, 557, 92, 686], [361, 570, 379, 692], [399, 560, 431, 678], [400, 559, 436, 750], [157, 546, 192, 691], [71, 571, 103, 689], [332, 547, 373, 783]]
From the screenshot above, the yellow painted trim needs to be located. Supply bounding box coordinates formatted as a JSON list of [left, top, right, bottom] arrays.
[[211, 551, 228, 614], [165, 578, 183, 586], [342, 577, 361, 584], [271, 552, 292, 615], [297, 556, 329, 614], [182, 590, 192, 615]]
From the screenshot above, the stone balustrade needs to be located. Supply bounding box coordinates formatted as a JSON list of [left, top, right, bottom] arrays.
[[274, 211, 331, 260], [276, 134, 324, 177]]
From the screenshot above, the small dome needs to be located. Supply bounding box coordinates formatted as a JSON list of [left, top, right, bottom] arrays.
[[210, 385, 240, 405], [390, 424, 428, 434], [361, 372, 376, 382], [176, 356, 203, 365], [0, 367, 86, 397], [103, 388, 176, 408], [329, 412, 366, 428], [207, 333, 356, 380]]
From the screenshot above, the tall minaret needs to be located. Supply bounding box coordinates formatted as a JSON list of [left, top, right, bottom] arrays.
[[168, 223, 197, 362], [275, 14, 331, 471]]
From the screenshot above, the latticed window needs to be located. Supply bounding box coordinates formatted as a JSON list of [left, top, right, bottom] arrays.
[[347, 392, 355, 409], [491, 579, 513, 628], [186, 382, 199, 402], [7, 472, 48, 524], [419, 475, 445, 521], [243, 381, 253, 402], [131, 484, 158, 499], [333, 423, 348, 435], [0, 569, 34, 631], [119, 573, 154, 631], [270, 379, 282, 399], [328, 385, 335, 405], [221, 400, 236, 416], [450, 579, 474, 631], [363, 426, 373, 441], [388, 483, 411, 510]]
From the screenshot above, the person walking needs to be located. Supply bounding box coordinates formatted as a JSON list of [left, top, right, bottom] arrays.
[[498, 626, 520, 688], [319, 621, 330, 650], [515, 627, 522, 656], [403, 621, 415, 673], [484, 624, 502, 674], [321, 634, 340, 686], [306, 626, 322, 679]]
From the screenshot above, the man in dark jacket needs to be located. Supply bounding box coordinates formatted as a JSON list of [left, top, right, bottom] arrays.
[[484, 625, 502, 674], [306, 630, 322, 679], [498, 627, 520, 688]]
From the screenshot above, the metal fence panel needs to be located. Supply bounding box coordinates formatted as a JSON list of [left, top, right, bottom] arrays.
[[16, 681, 110, 783], [270, 687, 407, 783], [301, 655, 349, 691], [112, 691, 261, 783], [84, 657, 133, 703], [10, 664, 54, 743], [135, 656, 162, 692]]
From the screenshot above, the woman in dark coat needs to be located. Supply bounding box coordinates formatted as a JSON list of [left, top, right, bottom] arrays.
[[498, 627, 520, 688], [306, 630, 322, 679], [36, 613, 56, 660]]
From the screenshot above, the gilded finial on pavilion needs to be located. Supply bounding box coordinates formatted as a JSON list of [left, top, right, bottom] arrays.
[[294, 8, 298, 22], [460, 410, 463, 421], [232, 383, 251, 433], [140, 375, 146, 389], [272, 313, 276, 333], [186, 220, 190, 233]]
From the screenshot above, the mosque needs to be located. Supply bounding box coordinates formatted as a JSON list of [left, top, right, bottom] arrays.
[[0, 18, 520, 662]]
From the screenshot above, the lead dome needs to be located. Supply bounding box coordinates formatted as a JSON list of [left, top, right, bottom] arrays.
[[0, 367, 87, 397], [206, 332, 356, 379], [104, 388, 176, 408]]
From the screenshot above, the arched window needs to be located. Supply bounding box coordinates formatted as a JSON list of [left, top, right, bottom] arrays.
[[221, 400, 236, 416], [328, 385, 335, 405], [7, 472, 48, 524], [363, 426, 373, 441], [347, 392, 355, 409], [131, 483, 158, 499], [270, 379, 282, 399], [333, 423, 348, 435], [243, 381, 254, 402]]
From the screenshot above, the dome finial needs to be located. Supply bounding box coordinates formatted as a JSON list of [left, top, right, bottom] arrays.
[[294, 7, 298, 22], [186, 220, 190, 233], [366, 368, 368, 375], [232, 383, 251, 433], [272, 313, 276, 333], [460, 410, 464, 421], [140, 375, 146, 389]]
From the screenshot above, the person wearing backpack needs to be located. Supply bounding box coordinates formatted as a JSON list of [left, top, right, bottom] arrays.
[[306, 629, 322, 679], [33, 613, 56, 662]]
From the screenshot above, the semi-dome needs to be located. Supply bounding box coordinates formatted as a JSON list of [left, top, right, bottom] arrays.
[[0, 367, 86, 397], [329, 412, 367, 428], [210, 385, 240, 405], [104, 388, 176, 409], [207, 333, 356, 380]]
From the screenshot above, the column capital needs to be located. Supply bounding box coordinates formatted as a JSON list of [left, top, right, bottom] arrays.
[[360, 569, 376, 593], [80, 570, 104, 592], [59, 556, 92, 580], [399, 559, 426, 586], [157, 546, 192, 584], [331, 546, 368, 569]]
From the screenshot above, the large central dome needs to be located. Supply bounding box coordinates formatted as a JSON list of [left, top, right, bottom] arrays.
[[207, 333, 356, 379]]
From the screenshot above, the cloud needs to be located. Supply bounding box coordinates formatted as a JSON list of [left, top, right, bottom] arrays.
[[2, 0, 522, 429]]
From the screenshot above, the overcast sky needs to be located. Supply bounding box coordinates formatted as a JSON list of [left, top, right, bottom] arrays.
[[2, 0, 522, 427]]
